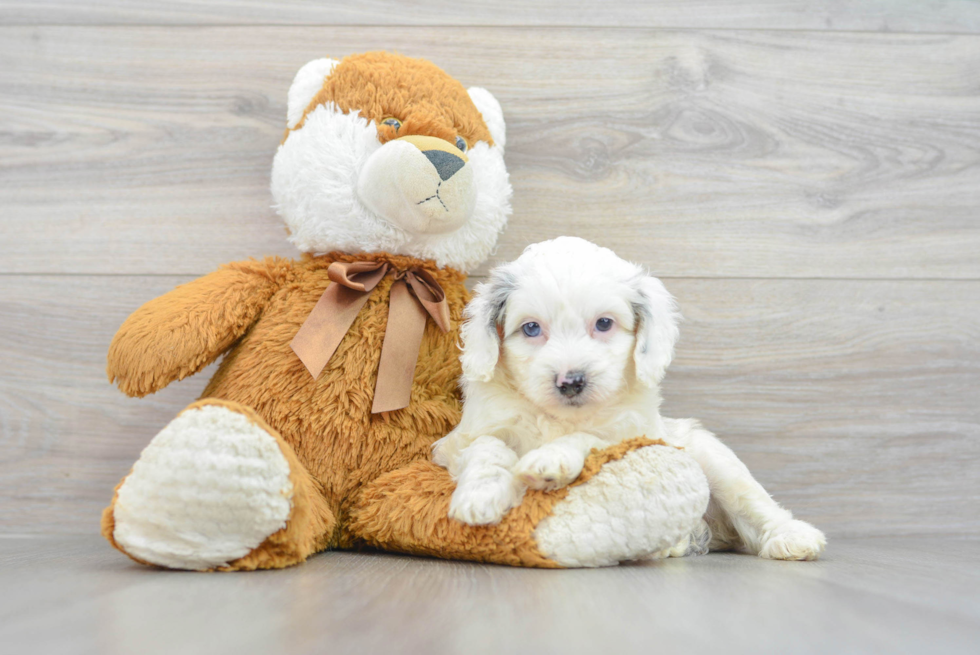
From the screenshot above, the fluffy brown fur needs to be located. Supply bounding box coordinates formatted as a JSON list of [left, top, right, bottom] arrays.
[[288, 51, 494, 148], [102, 52, 672, 570], [107, 258, 295, 398], [103, 249, 681, 570], [349, 437, 669, 567], [105, 252, 465, 567]]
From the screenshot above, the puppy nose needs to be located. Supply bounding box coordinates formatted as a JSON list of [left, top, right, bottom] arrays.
[[556, 371, 587, 398], [423, 149, 466, 181]]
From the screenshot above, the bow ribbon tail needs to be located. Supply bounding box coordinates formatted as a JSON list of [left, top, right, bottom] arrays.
[[371, 279, 430, 413], [290, 261, 388, 378], [372, 269, 451, 413], [290, 260, 450, 414]]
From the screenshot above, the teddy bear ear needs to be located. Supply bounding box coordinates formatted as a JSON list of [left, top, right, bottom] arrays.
[[467, 87, 506, 150], [286, 58, 340, 129]]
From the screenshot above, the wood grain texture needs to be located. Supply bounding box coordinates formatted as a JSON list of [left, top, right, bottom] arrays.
[[2, 0, 980, 33], [1, 535, 978, 655], [2, 27, 980, 277], [3, 4, 979, 552], [1, 275, 977, 536]]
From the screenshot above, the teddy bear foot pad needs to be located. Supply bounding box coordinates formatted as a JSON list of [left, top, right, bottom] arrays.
[[533, 444, 710, 567], [109, 403, 294, 570]]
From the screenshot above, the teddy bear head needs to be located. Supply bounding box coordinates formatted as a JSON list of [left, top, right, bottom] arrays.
[[271, 51, 511, 273]]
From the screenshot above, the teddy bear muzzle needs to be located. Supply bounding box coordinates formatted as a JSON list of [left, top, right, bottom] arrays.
[[356, 134, 477, 235]]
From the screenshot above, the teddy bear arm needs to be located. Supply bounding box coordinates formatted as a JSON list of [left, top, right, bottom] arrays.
[[107, 257, 294, 397]]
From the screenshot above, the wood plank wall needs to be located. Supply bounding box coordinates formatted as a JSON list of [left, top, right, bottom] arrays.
[[1, 2, 979, 537]]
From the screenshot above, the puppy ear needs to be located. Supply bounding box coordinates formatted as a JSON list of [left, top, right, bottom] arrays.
[[287, 58, 339, 129], [632, 275, 680, 387], [460, 266, 517, 382], [467, 87, 506, 149]]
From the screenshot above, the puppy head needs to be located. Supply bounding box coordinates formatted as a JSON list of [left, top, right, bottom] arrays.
[[271, 52, 511, 272], [461, 237, 679, 415]]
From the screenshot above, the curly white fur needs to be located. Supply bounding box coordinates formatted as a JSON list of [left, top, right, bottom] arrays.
[[434, 237, 826, 561], [113, 405, 293, 570]]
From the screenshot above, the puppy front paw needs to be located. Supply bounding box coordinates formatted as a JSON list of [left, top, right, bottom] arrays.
[[448, 475, 523, 526], [759, 520, 827, 561], [513, 445, 586, 491]]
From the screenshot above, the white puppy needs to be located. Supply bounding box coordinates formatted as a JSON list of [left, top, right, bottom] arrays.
[[433, 237, 826, 560]]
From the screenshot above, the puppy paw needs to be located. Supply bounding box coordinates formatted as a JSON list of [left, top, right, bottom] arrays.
[[448, 475, 523, 526], [513, 445, 586, 491], [644, 520, 712, 560], [678, 519, 712, 557], [759, 520, 826, 561]]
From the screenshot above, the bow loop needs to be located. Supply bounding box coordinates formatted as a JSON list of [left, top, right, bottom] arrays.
[[290, 260, 452, 413], [404, 268, 451, 333], [326, 261, 388, 292]]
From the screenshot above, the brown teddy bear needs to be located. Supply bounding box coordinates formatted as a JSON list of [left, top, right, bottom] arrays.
[[101, 51, 710, 571]]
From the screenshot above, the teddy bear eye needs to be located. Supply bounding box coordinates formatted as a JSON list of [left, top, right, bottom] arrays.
[[522, 322, 541, 338], [382, 117, 401, 131], [455, 135, 468, 152], [595, 317, 614, 332]]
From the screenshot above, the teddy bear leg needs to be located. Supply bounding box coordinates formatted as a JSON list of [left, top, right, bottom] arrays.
[[347, 438, 710, 568], [102, 398, 336, 571], [530, 439, 711, 567]]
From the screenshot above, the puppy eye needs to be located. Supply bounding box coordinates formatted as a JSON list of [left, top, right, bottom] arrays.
[[595, 317, 614, 332], [455, 135, 468, 152], [521, 322, 542, 338], [381, 117, 402, 131]]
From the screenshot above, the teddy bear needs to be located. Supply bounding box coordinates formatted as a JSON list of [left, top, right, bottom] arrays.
[[100, 51, 711, 571]]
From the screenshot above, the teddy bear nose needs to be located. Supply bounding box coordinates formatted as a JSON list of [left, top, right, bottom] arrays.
[[555, 371, 587, 398], [423, 149, 466, 181]]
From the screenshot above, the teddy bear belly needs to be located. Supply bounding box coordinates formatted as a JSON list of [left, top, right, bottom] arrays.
[[199, 276, 465, 515]]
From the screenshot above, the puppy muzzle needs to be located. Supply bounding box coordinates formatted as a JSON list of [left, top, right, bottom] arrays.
[[356, 135, 477, 235]]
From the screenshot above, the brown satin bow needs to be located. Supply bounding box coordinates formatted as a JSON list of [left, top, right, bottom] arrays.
[[290, 260, 451, 413]]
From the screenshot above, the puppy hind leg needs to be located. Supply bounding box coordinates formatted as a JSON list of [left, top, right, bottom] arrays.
[[702, 495, 740, 552], [669, 420, 826, 561], [686, 518, 713, 556], [646, 518, 713, 560]]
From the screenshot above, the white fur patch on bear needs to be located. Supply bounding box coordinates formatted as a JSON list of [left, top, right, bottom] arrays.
[[467, 86, 506, 150], [533, 445, 710, 568], [112, 404, 293, 571], [287, 58, 339, 129]]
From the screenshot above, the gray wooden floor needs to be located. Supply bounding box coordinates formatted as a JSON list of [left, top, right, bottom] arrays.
[[2, 1, 980, 652], [1, 535, 978, 655]]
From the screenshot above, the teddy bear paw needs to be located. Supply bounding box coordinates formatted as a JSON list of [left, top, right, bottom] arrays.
[[110, 403, 294, 570]]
